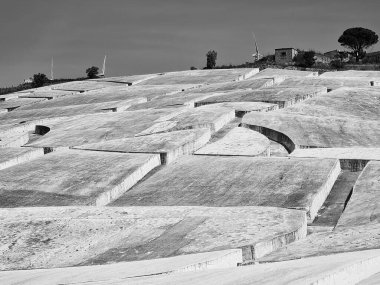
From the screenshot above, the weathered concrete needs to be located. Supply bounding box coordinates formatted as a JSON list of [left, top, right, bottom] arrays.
[[74, 129, 211, 164], [282, 87, 380, 121], [310, 171, 360, 227], [122, 249, 380, 285], [113, 156, 341, 220], [195, 87, 327, 109], [182, 78, 275, 94], [202, 102, 278, 117], [0, 150, 160, 207], [0, 147, 44, 170], [135, 105, 235, 136], [0, 131, 30, 148], [0, 249, 243, 284], [50, 80, 127, 91], [17, 89, 78, 99], [137, 69, 259, 85], [243, 112, 380, 149], [25, 108, 176, 148], [92, 73, 160, 85], [291, 147, 380, 171], [0, 99, 146, 126], [17, 85, 189, 110], [0, 206, 306, 270], [359, 272, 380, 285], [320, 70, 380, 80], [336, 161, 380, 228], [0, 98, 47, 112], [251, 68, 319, 79], [195, 127, 270, 156], [278, 76, 373, 90]]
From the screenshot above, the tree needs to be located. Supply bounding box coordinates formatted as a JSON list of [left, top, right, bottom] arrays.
[[32, 73, 48, 88], [293, 50, 316, 68], [206, 50, 217, 69], [86, 66, 99, 79], [338, 27, 378, 62]]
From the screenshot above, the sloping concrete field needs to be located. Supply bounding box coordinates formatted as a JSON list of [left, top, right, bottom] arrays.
[[0, 149, 160, 207], [113, 156, 340, 220], [0, 68, 379, 284], [195, 127, 270, 156], [195, 86, 327, 108], [0, 206, 306, 270]]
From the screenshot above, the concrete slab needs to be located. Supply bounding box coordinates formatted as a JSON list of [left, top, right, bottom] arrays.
[[17, 89, 78, 99], [0, 99, 146, 126], [195, 127, 270, 156], [208, 102, 278, 117], [320, 70, 380, 79], [0, 98, 47, 112], [0, 205, 306, 270], [92, 73, 160, 85], [0, 249, 243, 284], [135, 105, 235, 136], [0, 131, 30, 148], [121, 249, 380, 285], [251, 68, 319, 79], [137, 68, 259, 85], [0, 147, 44, 170], [359, 272, 380, 285], [74, 129, 211, 164], [336, 161, 380, 228], [282, 87, 380, 120], [182, 78, 275, 94], [112, 156, 341, 220], [243, 112, 380, 150], [50, 80, 127, 92], [25, 108, 176, 148], [0, 149, 160, 207], [195, 87, 327, 109], [291, 147, 380, 171], [278, 76, 373, 90]]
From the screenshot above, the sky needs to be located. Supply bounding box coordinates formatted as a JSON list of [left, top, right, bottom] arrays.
[[1, 0, 379, 86]]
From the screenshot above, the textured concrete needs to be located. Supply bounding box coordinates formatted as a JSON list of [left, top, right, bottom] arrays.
[[0, 147, 44, 170], [25, 108, 176, 148], [282, 87, 380, 120], [17, 89, 77, 99], [135, 105, 235, 136], [0, 131, 30, 148], [50, 80, 127, 91], [17, 85, 189, 110], [92, 73, 159, 85], [113, 156, 340, 220], [182, 78, 274, 94], [243, 112, 380, 149], [320, 70, 380, 79], [137, 68, 259, 85], [278, 76, 373, 90], [251, 68, 319, 79], [336, 161, 380, 228], [120, 250, 380, 285], [195, 86, 327, 109], [195, 127, 270, 156], [0, 249, 243, 284], [0, 99, 146, 126], [74, 129, 211, 164], [0, 206, 306, 270], [0, 150, 160, 207], [291, 147, 380, 171], [0, 98, 47, 111], [202, 102, 278, 117], [359, 272, 380, 285]]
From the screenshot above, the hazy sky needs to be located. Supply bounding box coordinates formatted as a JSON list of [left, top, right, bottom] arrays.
[[1, 0, 379, 86]]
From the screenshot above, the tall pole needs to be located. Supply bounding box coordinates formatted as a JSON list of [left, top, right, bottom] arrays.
[[51, 57, 54, 81], [102, 54, 107, 76]]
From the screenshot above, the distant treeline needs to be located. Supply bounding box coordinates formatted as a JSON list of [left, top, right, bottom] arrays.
[[0, 77, 87, 95]]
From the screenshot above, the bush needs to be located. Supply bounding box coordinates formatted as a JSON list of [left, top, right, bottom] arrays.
[[32, 73, 49, 88], [86, 66, 99, 79], [330, 60, 345, 69]]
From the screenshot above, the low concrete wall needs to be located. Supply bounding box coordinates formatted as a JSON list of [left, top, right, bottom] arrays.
[[95, 154, 161, 206], [0, 148, 45, 170], [242, 124, 296, 153]]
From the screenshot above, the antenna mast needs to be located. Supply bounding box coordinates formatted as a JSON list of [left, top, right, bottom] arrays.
[[51, 57, 54, 81], [102, 54, 107, 76]]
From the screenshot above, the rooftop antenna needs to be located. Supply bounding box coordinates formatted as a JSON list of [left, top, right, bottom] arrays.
[[50, 57, 54, 81], [252, 32, 263, 62]]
